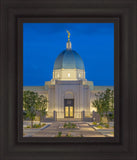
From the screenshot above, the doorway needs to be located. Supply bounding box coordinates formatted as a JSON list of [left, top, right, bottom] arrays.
[[64, 99, 74, 118]]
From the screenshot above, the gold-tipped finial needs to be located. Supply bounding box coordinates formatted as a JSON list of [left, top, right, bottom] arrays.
[[66, 30, 71, 41]]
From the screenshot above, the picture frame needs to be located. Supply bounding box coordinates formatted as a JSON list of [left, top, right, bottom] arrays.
[[19, 18, 118, 142], [0, 0, 136, 160]]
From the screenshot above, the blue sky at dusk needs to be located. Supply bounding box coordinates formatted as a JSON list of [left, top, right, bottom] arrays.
[[23, 23, 114, 86]]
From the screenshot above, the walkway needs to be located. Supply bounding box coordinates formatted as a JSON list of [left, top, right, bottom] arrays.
[[24, 122, 106, 137]]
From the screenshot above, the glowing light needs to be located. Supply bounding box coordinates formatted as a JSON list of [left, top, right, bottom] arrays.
[[79, 73, 81, 77]]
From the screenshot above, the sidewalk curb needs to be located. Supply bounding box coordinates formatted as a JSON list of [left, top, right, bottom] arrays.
[[40, 124, 50, 130], [92, 126, 114, 137]]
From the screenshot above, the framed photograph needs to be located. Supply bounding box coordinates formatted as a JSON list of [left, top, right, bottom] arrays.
[[22, 22, 115, 138], [18, 19, 119, 143], [0, 0, 136, 160]]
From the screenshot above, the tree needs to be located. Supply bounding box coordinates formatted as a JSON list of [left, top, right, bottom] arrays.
[[92, 99, 103, 122], [93, 91, 105, 122], [109, 90, 114, 121], [102, 88, 112, 122], [92, 89, 114, 123], [37, 95, 48, 125], [23, 91, 39, 128]]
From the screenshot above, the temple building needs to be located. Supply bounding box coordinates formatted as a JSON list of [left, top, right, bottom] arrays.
[[24, 31, 113, 121]]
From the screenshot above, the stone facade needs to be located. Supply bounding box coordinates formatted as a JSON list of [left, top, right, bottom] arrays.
[[24, 81, 113, 121]]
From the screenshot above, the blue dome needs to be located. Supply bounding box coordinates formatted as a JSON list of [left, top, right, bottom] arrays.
[[54, 49, 85, 70]]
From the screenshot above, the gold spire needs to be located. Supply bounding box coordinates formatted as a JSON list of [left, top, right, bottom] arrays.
[[66, 30, 71, 41]]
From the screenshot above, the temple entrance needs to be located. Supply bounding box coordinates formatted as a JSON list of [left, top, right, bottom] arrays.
[[64, 99, 74, 118]]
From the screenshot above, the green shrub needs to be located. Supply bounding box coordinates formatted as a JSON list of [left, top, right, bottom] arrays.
[[33, 123, 41, 128], [64, 123, 67, 128], [92, 122, 97, 125], [26, 125, 31, 128], [72, 123, 76, 128], [57, 132, 62, 137], [99, 122, 104, 125], [66, 133, 72, 137], [41, 123, 46, 127], [96, 125, 103, 129], [63, 122, 76, 129], [104, 123, 109, 128]]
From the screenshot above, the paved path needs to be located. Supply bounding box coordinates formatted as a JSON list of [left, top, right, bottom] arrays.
[[24, 122, 106, 137]]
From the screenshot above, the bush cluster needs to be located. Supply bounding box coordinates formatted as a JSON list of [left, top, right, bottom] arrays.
[[92, 122, 97, 125], [63, 122, 76, 129]]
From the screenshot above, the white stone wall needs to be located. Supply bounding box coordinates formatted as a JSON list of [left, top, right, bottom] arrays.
[[47, 85, 55, 117], [23, 84, 114, 120], [47, 80, 91, 119]]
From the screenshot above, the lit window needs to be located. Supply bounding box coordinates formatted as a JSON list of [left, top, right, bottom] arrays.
[[79, 73, 81, 77], [68, 73, 70, 77]]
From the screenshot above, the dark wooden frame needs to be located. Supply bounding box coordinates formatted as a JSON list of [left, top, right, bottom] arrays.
[[0, 0, 136, 160]]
